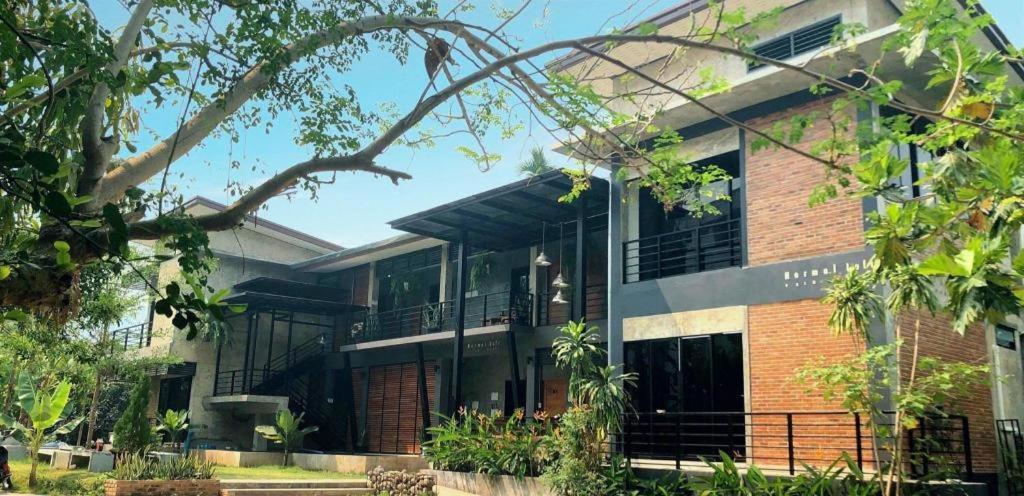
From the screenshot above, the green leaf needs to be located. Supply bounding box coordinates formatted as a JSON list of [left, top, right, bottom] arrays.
[[0, 265, 9, 280], [4, 74, 46, 99], [636, 22, 659, 36], [43, 191, 72, 216], [24, 150, 60, 175], [918, 252, 970, 277], [53, 240, 70, 252]]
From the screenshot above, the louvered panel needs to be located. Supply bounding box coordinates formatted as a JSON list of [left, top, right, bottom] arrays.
[[749, 16, 841, 71], [359, 361, 437, 454]]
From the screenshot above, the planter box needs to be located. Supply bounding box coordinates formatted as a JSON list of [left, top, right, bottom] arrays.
[[103, 479, 220, 496], [428, 470, 552, 496]]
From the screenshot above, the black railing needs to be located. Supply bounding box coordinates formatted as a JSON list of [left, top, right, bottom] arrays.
[[623, 218, 741, 283], [998, 419, 1024, 496], [613, 411, 973, 478], [111, 322, 153, 350], [213, 333, 328, 396], [345, 290, 532, 345], [537, 283, 607, 326]]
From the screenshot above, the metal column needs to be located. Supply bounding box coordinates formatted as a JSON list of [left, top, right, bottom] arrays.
[[416, 343, 432, 441], [573, 195, 588, 321], [450, 230, 469, 414], [506, 329, 522, 410]]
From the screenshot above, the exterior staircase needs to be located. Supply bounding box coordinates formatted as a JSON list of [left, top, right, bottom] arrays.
[[219, 479, 372, 496]]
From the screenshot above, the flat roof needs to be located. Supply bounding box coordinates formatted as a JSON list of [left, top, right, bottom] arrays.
[[388, 170, 609, 251]]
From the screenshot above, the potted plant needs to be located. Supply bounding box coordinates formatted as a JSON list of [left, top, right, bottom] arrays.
[[255, 410, 318, 466]]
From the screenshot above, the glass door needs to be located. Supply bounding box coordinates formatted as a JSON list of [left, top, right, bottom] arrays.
[[625, 332, 744, 460]]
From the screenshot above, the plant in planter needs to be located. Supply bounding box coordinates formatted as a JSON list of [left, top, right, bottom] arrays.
[[113, 377, 152, 455], [468, 253, 494, 294], [422, 302, 443, 333], [0, 372, 84, 488], [255, 410, 318, 466], [107, 453, 219, 496], [156, 409, 189, 452]]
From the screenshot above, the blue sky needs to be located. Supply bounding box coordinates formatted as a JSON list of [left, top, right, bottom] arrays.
[[97, 0, 1023, 249]]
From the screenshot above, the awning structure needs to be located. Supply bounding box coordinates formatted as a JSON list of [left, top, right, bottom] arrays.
[[388, 170, 609, 251], [226, 277, 364, 314]]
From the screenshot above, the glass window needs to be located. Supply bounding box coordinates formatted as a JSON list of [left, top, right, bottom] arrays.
[[996, 324, 1017, 350]]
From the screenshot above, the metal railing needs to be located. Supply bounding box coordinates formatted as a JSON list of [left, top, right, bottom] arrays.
[[345, 290, 532, 345], [213, 333, 328, 396], [623, 217, 742, 283], [997, 419, 1023, 496], [612, 411, 973, 478], [537, 283, 607, 326], [111, 322, 153, 350]]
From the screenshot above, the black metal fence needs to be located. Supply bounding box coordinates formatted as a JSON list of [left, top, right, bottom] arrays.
[[111, 322, 153, 350], [612, 411, 974, 478], [623, 218, 742, 283], [213, 333, 328, 396], [345, 290, 532, 344], [998, 419, 1023, 496], [537, 283, 607, 326]]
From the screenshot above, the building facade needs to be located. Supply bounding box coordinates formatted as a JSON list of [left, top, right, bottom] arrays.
[[118, 0, 1024, 492]]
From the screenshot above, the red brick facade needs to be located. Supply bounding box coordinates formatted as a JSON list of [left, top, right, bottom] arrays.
[[744, 99, 865, 266], [104, 479, 220, 496], [897, 310, 997, 473], [747, 299, 872, 468]]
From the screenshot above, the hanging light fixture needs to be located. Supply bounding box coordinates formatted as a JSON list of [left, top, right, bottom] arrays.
[[551, 288, 569, 305], [534, 221, 551, 266], [552, 222, 569, 289]]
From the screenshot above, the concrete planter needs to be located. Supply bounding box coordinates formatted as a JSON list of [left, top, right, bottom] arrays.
[[103, 479, 220, 496], [428, 470, 553, 496], [194, 449, 428, 473]]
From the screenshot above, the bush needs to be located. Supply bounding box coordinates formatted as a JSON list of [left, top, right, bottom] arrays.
[[112, 378, 151, 454], [540, 407, 605, 496], [423, 409, 553, 477], [111, 453, 217, 481], [367, 466, 435, 495]]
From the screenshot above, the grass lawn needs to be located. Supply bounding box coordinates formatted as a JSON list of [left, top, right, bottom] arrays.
[[5, 458, 362, 494], [7, 459, 106, 495]]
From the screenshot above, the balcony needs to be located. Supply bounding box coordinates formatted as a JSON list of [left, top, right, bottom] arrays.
[[623, 217, 742, 283], [110, 322, 153, 350], [343, 290, 533, 345], [537, 283, 607, 327]]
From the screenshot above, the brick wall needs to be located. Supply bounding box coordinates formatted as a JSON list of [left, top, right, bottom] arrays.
[[748, 299, 870, 469], [897, 310, 997, 474], [744, 99, 865, 266]]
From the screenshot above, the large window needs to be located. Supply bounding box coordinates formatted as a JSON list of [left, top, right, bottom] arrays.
[[624, 151, 743, 283], [623, 333, 745, 459]]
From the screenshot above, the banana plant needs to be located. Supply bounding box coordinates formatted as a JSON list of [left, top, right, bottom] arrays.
[[255, 410, 317, 466], [156, 409, 190, 452], [0, 371, 84, 488]]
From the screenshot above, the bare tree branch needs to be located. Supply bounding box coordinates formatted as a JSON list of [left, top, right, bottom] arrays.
[[77, 0, 156, 200]]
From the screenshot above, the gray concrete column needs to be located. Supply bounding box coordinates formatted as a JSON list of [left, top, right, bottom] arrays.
[[607, 162, 625, 367]]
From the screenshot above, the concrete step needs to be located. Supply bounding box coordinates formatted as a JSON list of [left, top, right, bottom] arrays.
[[219, 489, 373, 496], [220, 480, 368, 489]]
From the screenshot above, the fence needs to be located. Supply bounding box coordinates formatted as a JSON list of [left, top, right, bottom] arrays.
[[612, 411, 973, 478]]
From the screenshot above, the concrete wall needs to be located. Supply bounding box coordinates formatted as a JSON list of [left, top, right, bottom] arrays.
[[194, 449, 428, 472]]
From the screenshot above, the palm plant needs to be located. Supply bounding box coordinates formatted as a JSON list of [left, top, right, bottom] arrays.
[[156, 409, 190, 452], [255, 410, 318, 466], [0, 372, 84, 487], [518, 147, 555, 177]]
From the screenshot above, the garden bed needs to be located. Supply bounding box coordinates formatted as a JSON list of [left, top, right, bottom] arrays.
[[427, 470, 552, 496], [103, 479, 220, 496]]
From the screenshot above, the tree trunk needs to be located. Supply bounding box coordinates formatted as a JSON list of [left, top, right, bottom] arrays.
[[85, 326, 110, 448]]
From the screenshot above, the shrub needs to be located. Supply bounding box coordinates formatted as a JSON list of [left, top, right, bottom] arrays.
[[540, 407, 605, 496], [367, 466, 435, 495], [423, 409, 553, 477], [113, 378, 152, 455], [111, 453, 217, 481]]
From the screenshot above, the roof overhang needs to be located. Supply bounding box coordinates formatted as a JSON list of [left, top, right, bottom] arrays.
[[293, 234, 442, 273], [227, 277, 364, 313], [388, 170, 609, 251]]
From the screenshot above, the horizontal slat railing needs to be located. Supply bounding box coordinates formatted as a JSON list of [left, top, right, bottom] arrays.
[[537, 283, 607, 327], [110, 322, 153, 351], [345, 290, 532, 345], [623, 217, 741, 283], [611, 411, 973, 479]]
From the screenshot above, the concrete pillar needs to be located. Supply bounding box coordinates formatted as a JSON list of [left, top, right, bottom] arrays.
[[607, 162, 625, 368]]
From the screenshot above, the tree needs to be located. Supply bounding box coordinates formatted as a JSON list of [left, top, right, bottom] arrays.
[[255, 410, 318, 466], [113, 376, 152, 455], [519, 147, 555, 177], [155, 409, 189, 452], [0, 372, 84, 488]]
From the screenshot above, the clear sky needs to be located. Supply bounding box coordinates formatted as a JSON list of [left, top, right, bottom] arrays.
[[96, 0, 1023, 250]]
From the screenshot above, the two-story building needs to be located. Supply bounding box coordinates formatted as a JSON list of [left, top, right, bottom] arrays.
[[116, 0, 1024, 492]]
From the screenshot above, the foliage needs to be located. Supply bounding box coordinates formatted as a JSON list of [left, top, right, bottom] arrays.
[[0, 371, 84, 487], [155, 409, 189, 450], [112, 377, 152, 455], [255, 409, 318, 467], [8, 459, 106, 496], [111, 452, 216, 481], [552, 321, 635, 435], [540, 406, 606, 496], [688, 452, 883, 496], [423, 409, 553, 477], [518, 147, 556, 177]]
